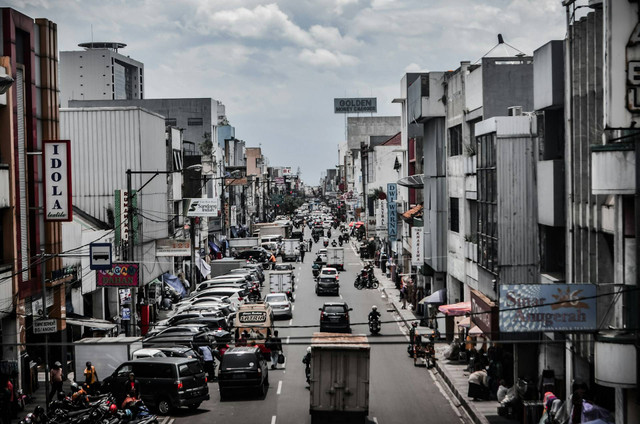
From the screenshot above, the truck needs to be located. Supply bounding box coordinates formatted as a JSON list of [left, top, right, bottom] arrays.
[[309, 333, 370, 424], [258, 224, 290, 242], [269, 270, 294, 295], [74, 336, 143, 381], [281, 239, 300, 262], [228, 237, 259, 254], [326, 247, 345, 270], [209, 258, 246, 278]]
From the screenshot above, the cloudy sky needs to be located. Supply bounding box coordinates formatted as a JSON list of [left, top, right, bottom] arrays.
[[8, 0, 567, 183]]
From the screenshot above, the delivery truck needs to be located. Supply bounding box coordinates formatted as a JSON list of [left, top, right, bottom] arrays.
[[309, 333, 370, 424], [281, 239, 300, 262], [258, 224, 290, 241], [74, 337, 143, 381], [228, 237, 259, 253], [269, 270, 294, 295], [209, 258, 247, 278], [326, 247, 345, 270]]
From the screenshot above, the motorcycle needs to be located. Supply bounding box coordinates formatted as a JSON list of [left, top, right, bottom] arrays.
[[313, 234, 319, 243], [354, 268, 379, 290], [368, 317, 381, 335]]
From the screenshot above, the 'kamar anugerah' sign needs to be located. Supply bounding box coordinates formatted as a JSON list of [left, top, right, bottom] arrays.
[[43, 140, 72, 221], [499, 284, 596, 332]]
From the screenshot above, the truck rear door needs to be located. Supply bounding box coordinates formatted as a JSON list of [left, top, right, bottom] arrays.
[[311, 349, 369, 413]]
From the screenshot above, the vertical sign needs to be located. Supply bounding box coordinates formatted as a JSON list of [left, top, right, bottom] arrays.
[[115, 189, 138, 248], [387, 183, 397, 240], [411, 227, 424, 265], [43, 140, 72, 221]]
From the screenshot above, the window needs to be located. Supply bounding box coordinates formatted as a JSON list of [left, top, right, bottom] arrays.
[[188, 117, 203, 126], [449, 124, 462, 156], [477, 133, 497, 274], [450, 198, 459, 233], [165, 118, 177, 127]]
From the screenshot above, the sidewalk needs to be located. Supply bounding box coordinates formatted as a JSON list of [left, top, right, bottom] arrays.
[[366, 254, 511, 424]]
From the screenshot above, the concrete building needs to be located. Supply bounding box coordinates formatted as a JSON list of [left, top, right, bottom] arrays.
[[60, 42, 143, 107], [0, 7, 65, 391]]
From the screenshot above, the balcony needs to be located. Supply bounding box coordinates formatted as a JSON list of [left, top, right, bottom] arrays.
[[407, 72, 445, 123], [591, 143, 635, 195], [0, 164, 9, 208]]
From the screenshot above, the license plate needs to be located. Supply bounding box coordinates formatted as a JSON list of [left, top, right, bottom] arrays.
[[232, 374, 245, 379]]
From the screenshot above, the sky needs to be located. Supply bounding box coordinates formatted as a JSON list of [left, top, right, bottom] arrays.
[[7, 0, 567, 184]]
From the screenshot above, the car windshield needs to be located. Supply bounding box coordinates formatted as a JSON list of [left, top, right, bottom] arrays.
[[266, 295, 287, 302], [324, 306, 346, 314], [221, 353, 257, 370], [178, 361, 203, 376]]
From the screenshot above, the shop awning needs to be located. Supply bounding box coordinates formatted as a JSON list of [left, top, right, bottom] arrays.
[[458, 316, 471, 328], [438, 301, 471, 316], [418, 289, 446, 305], [397, 174, 425, 189], [65, 317, 117, 330], [402, 204, 423, 220]]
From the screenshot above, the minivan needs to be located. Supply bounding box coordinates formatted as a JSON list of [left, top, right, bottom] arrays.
[[102, 357, 209, 414]]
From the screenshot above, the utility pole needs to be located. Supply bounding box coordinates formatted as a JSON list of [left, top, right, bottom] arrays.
[[126, 169, 137, 337], [41, 251, 50, 410]]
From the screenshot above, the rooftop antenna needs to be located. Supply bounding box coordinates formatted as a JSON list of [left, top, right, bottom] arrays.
[[474, 34, 527, 63], [91, 24, 93, 44]]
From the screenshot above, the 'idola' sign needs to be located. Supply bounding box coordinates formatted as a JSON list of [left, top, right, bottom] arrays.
[[499, 284, 596, 332], [43, 140, 72, 221]]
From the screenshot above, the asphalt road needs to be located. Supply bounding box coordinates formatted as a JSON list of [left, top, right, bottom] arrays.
[[169, 228, 464, 424]]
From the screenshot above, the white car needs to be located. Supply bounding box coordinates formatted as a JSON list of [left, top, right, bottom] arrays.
[[132, 348, 166, 359], [264, 293, 292, 319], [319, 267, 339, 280]]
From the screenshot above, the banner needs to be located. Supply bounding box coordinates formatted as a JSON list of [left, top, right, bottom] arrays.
[[499, 284, 597, 332], [43, 140, 72, 221], [411, 227, 424, 265], [156, 239, 191, 257], [334, 98, 377, 113], [387, 183, 398, 240], [186, 198, 218, 217], [97, 263, 139, 287], [115, 189, 138, 247]]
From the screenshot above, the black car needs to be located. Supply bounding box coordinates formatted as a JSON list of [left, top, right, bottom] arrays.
[[102, 357, 209, 414], [319, 302, 352, 333], [235, 248, 270, 264], [218, 346, 269, 399], [274, 263, 294, 271], [315, 276, 340, 296]]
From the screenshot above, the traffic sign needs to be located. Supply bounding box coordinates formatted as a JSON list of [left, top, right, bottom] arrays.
[[33, 319, 57, 334], [90, 243, 112, 270]]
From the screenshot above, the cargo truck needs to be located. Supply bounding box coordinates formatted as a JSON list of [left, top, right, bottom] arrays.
[[269, 270, 295, 295], [258, 224, 290, 242], [228, 237, 259, 254], [309, 333, 370, 424], [281, 239, 300, 262], [209, 258, 246, 278], [74, 337, 143, 381], [326, 247, 345, 270]]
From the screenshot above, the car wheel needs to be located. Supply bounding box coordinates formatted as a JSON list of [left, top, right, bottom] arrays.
[[188, 402, 201, 410], [156, 397, 172, 415], [259, 381, 268, 397]]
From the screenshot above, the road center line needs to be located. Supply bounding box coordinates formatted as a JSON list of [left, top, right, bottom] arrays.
[[286, 336, 290, 344], [292, 304, 295, 311], [277, 380, 283, 395], [271, 415, 276, 424], [289, 318, 293, 326], [160, 417, 169, 424], [168, 419, 175, 424]]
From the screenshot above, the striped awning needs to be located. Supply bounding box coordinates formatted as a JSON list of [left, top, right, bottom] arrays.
[[397, 174, 425, 188]]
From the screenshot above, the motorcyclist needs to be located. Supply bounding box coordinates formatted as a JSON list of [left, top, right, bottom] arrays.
[[331, 239, 337, 247], [327, 229, 331, 239], [368, 305, 381, 322], [302, 347, 311, 385], [338, 234, 343, 245]]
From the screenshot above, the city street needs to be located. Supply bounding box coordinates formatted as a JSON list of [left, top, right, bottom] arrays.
[[166, 232, 464, 424]]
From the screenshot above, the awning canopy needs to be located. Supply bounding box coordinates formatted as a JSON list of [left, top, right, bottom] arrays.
[[397, 174, 425, 189], [402, 204, 423, 220], [66, 317, 117, 330], [438, 301, 471, 316], [458, 316, 471, 328], [419, 289, 446, 305]]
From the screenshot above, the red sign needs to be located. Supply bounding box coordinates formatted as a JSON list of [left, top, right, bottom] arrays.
[[97, 263, 139, 287], [43, 140, 72, 221]]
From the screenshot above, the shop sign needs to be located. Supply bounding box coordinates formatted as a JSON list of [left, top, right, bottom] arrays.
[[334, 97, 377, 113], [411, 227, 424, 265], [387, 183, 397, 239], [238, 311, 267, 323], [33, 319, 57, 334], [499, 284, 596, 332], [156, 239, 191, 257], [471, 289, 498, 335], [43, 140, 72, 221], [97, 263, 139, 287], [186, 198, 218, 217]]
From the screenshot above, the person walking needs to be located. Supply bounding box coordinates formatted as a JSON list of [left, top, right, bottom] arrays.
[[83, 361, 99, 394], [198, 345, 216, 380], [0, 374, 12, 424], [270, 253, 277, 270], [299, 243, 305, 263], [308, 238, 312, 252], [268, 331, 283, 369], [409, 322, 419, 357], [400, 283, 408, 309], [49, 361, 64, 400], [178, 272, 190, 295]]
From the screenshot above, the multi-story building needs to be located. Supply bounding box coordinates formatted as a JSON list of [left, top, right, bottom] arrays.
[[60, 42, 143, 107], [0, 7, 65, 391]]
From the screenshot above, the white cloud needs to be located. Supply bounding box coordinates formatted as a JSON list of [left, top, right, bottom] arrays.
[[404, 63, 427, 73], [299, 48, 358, 68], [334, 0, 359, 15]]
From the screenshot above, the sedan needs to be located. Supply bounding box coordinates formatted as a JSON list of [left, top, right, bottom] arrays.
[[264, 293, 292, 319], [319, 302, 352, 333]]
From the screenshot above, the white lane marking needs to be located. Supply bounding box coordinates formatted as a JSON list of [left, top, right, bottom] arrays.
[[277, 380, 283, 395], [289, 319, 293, 326], [286, 336, 290, 344], [295, 284, 298, 290], [168, 419, 175, 424], [271, 416, 277, 424], [160, 417, 169, 424], [292, 304, 295, 311], [339, 294, 343, 299], [373, 418, 379, 423]]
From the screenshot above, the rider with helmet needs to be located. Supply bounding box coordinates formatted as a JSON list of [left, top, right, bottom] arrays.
[[368, 305, 381, 322], [302, 347, 312, 385]]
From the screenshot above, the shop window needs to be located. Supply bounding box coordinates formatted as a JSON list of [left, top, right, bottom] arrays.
[[450, 197, 459, 233]]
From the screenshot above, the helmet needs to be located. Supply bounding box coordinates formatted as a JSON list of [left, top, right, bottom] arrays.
[[372, 305, 377, 311], [57, 391, 66, 400], [412, 322, 418, 327], [306, 347, 311, 353], [125, 410, 133, 419], [54, 361, 62, 367], [109, 404, 118, 414], [70, 382, 79, 392]]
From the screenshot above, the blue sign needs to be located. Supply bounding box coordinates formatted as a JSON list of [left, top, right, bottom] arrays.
[[89, 243, 112, 270], [387, 183, 398, 240], [499, 284, 597, 332]]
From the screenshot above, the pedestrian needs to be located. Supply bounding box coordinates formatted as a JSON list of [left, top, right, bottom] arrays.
[[198, 345, 216, 380], [50, 361, 64, 400], [299, 244, 305, 263], [308, 238, 312, 252], [409, 322, 419, 357], [400, 284, 408, 309], [178, 272, 190, 295], [380, 253, 387, 274], [123, 372, 140, 398], [0, 374, 10, 424], [468, 365, 489, 401], [268, 331, 283, 370], [270, 253, 277, 270], [83, 361, 99, 394]]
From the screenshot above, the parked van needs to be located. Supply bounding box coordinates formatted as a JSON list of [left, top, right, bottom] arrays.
[[101, 357, 209, 415]]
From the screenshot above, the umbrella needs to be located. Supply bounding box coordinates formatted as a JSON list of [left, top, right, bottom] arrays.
[[438, 301, 471, 316]]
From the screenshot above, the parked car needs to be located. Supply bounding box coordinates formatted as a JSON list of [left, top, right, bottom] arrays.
[[196, 276, 249, 292], [319, 302, 352, 333], [274, 263, 294, 271], [264, 293, 292, 319], [218, 346, 269, 399], [316, 276, 340, 296], [101, 357, 209, 414], [132, 348, 166, 359], [234, 248, 270, 264]]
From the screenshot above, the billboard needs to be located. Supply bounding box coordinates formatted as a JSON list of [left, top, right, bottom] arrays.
[[185, 198, 218, 217], [43, 140, 72, 221], [499, 284, 597, 332], [411, 227, 424, 265], [156, 239, 191, 257], [387, 183, 398, 240], [334, 98, 377, 113], [97, 263, 139, 287]]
